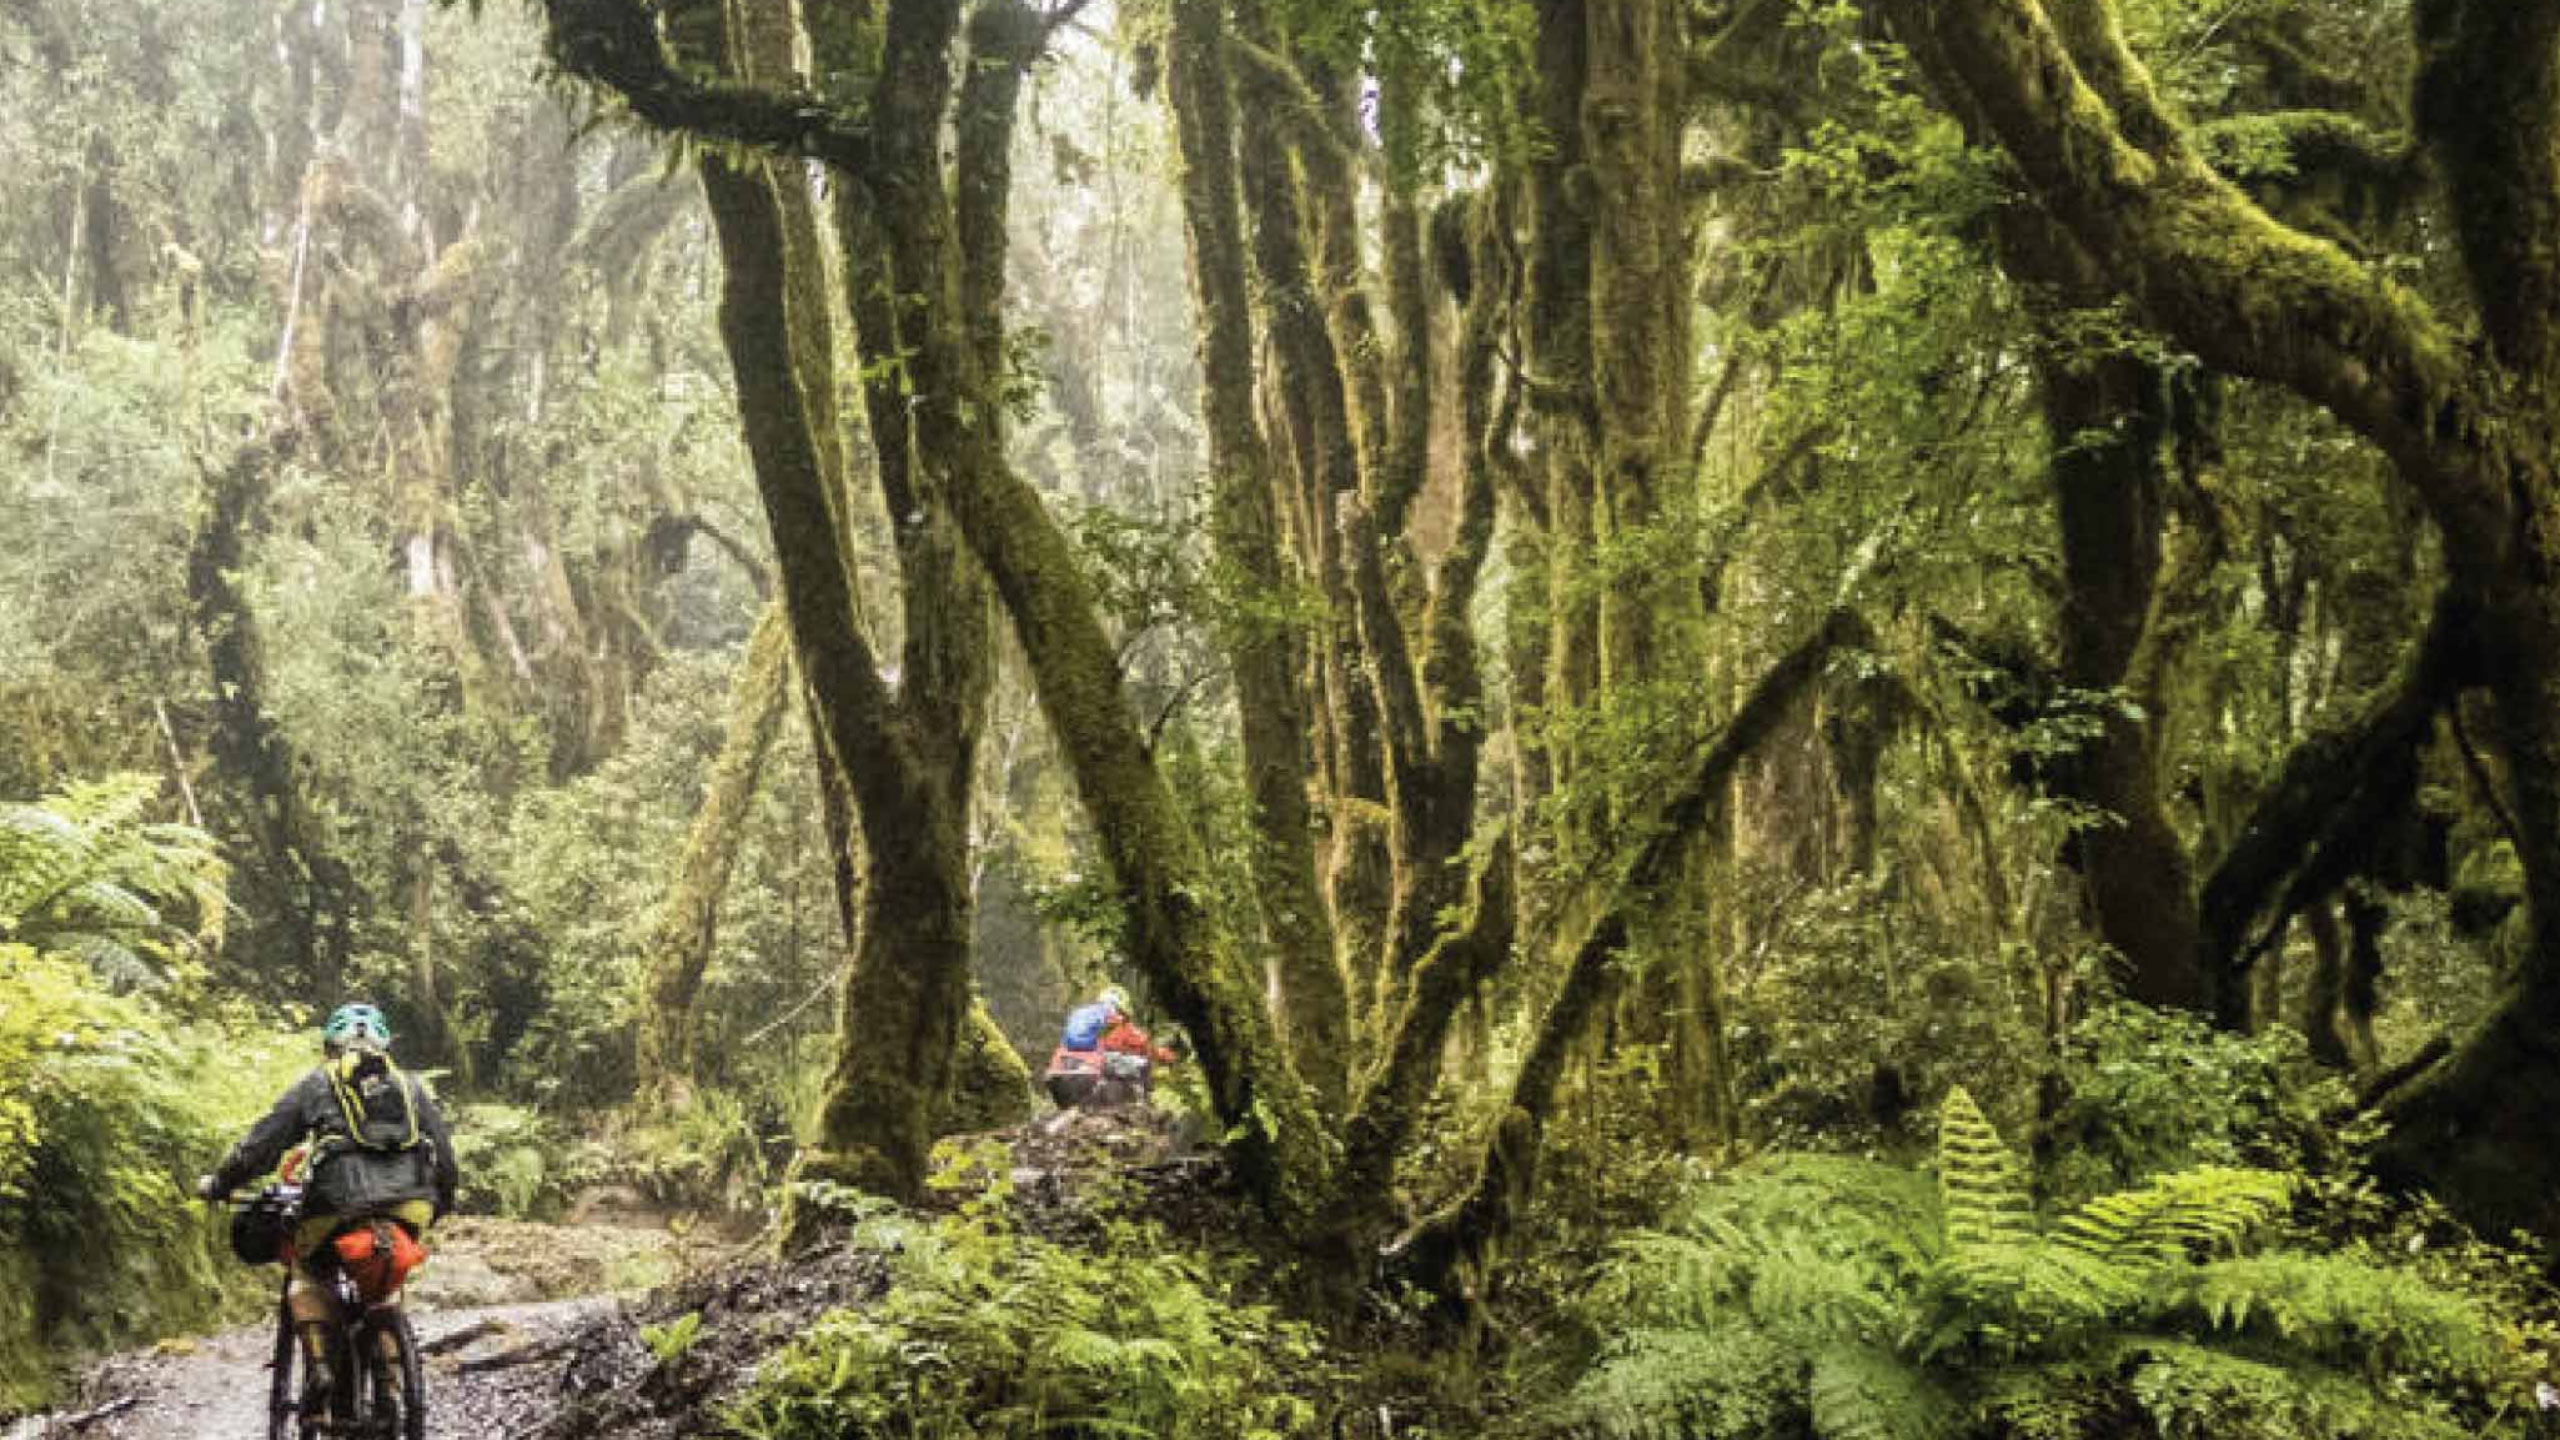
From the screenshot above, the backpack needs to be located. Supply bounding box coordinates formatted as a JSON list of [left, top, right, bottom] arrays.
[[1060, 1002, 1114, 1052], [306, 1051, 438, 1216]]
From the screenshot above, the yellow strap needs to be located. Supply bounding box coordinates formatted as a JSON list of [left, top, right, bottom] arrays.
[[325, 1054, 422, 1151]]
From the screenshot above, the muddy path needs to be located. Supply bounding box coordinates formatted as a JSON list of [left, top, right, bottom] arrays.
[[20, 1295, 612, 1440], [7, 1219, 695, 1440]]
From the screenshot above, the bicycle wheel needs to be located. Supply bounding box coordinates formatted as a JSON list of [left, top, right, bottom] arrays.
[[265, 1304, 300, 1440], [363, 1309, 427, 1440]]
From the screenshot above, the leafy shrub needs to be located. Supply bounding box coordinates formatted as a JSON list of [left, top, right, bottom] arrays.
[[2041, 1002, 2347, 1205], [1539, 1088, 2554, 1440], [0, 946, 305, 1410], [727, 1205, 1327, 1439], [450, 1102, 565, 1218]]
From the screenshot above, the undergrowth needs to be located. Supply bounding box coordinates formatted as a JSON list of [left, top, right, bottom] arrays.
[[0, 946, 304, 1411], [727, 1172, 1329, 1440], [1536, 1087, 2558, 1440]]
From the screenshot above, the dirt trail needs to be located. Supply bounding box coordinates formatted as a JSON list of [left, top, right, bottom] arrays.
[[16, 1296, 612, 1440], [8, 1219, 689, 1440]]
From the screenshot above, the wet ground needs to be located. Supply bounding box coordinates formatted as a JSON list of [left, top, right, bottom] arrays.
[[11, 1109, 1240, 1440]]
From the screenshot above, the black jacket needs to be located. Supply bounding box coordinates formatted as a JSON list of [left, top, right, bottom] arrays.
[[211, 1061, 460, 1217]]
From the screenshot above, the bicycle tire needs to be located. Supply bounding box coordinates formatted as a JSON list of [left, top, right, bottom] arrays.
[[266, 1303, 299, 1440], [364, 1308, 427, 1440]]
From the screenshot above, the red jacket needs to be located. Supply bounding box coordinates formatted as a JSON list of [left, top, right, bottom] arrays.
[[1099, 1018, 1175, 1065]]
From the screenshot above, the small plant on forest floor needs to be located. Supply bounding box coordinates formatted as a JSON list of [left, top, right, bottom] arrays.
[[1536, 1087, 2555, 1440], [640, 1310, 703, 1365]]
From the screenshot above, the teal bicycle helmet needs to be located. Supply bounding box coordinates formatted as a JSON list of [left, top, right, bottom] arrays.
[[323, 1003, 392, 1051]]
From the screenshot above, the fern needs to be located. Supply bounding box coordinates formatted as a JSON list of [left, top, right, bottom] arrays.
[[2053, 1167, 2294, 1271], [1543, 1089, 2543, 1440], [2169, 1253, 2500, 1382], [1808, 1341, 1959, 1440], [1547, 1326, 1804, 1440], [728, 1210, 1324, 1439], [2118, 1338, 2472, 1440], [0, 777, 223, 987], [1936, 1087, 2031, 1251]]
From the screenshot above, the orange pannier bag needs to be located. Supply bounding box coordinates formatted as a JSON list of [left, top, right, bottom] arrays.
[[332, 1221, 428, 1303]]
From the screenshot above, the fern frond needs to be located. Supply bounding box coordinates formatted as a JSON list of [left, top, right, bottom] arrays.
[[1974, 1358, 2114, 1440], [1807, 1341, 1957, 1440], [1544, 1325, 1803, 1440], [2170, 1253, 2502, 1383], [1937, 1087, 2032, 1251], [2053, 1166, 2293, 1272], [2117, 1337, 2471, 1440]]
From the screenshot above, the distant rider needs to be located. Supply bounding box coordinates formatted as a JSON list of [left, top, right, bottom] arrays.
[[197, 1004, 458, 1414], [1043, 985, 1178, 1109]]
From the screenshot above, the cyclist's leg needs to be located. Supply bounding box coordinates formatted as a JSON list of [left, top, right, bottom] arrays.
[[369, 1200, 436, 1410], [286, 1216, 343, 1414]]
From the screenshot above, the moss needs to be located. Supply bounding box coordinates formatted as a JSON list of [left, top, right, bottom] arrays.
[[1168, 0, 1351, 1110], [635, 601, 792, 1102], [936, 1001, 1036, 1135]]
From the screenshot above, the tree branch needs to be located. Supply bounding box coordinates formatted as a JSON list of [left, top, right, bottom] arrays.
[[537, 0, 870, 170], [1393, 607, 1874, 1296], [2197, 592, 2472, 1019], [1874, 0, 2502, 558], [1333, 828, 1516, 1214]]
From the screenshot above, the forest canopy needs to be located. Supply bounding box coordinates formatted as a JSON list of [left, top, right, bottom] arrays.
[[3, 0, 2559, 1433]]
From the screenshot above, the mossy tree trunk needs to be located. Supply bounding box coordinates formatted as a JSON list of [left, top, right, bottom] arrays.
[[678, 0, 1019, 1219], [1879, 0, 2560, 1245], [1399, 610, 1877, 1298], [2033, 336, 2205, 1011], [1169, 0, 1535, 1236], [187, 435, 358, 1006], [634, 601, 793, 1108], [1165, 0, 1351, 1110]]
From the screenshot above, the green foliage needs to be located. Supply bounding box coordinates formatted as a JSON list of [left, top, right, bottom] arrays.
[[1538, 1090, 2550, 1440], [585, 1089, 776, 1216], [2042, 1003, 2347, 1205], [449, 1101, 570, 1218], [640, 1310, 704, 1365], [728, 1205, 1326, 1440], [0, 945, 306, 1410]]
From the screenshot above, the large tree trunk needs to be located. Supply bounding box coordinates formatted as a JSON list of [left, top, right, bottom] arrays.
[[1585, 0, 1729, 1147], [689, 0, 1017, 1220], [2037, 347, 2205, 1010]]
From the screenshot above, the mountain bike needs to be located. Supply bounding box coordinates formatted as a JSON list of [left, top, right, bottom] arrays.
[[226, 1182, 427, 1440]]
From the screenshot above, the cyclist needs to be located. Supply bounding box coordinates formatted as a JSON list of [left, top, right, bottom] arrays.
[[1043, 985, 1179, 1109], [196, 1004, 459, 1418]]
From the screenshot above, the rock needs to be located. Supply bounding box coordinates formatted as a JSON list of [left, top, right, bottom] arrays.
[[408, 1252, 541, 1309]]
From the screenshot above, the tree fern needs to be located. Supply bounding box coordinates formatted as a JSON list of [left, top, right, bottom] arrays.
[[0, 777, 223, 986]]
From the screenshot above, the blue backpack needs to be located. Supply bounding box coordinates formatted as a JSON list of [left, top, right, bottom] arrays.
[[1060, 1002, 1114, 1051]]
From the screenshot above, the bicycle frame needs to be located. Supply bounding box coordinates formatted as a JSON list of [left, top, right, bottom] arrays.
[[232, 1187, 426, 1440]]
